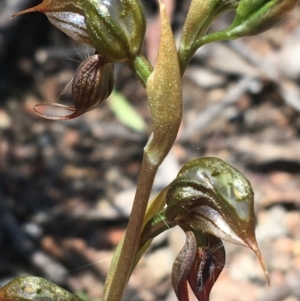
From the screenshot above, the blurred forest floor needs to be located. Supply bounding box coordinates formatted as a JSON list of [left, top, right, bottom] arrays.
[[1, 1, 300, 301]]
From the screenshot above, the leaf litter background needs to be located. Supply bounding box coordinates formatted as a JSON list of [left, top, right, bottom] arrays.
[[1, 1, 300, 301]]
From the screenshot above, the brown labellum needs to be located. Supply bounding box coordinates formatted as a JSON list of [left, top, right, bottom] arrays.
[[188, 235, 225, 301], [33, 54, 114, 120]]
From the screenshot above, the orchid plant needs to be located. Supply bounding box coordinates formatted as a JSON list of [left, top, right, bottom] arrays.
[[0, 0, 298, 301]]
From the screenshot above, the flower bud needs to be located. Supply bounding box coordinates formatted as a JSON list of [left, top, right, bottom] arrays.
[[33, 54, 114, 120], [83, 0, 146, 61], [196, 0, 298, 45], [12, 0, 146, 62], [180, 0, 238, 50], [227, 0, 299, 37]]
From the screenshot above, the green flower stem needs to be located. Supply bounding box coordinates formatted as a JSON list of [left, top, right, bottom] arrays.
[[178, 17, 214, 76], [128, 53, 154, 86], [178, 30, 226, 76], [102, 154, 158, 301], [101, 53, 154, 301], [102, 55, 154, 301], [194, 31, 233, 49], [134, 208, 174, 270], [178, 45, 197, 77]]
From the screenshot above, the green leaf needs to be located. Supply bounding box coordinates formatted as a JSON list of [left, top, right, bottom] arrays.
[[0, 276, 82, 301], [108, 90, 146, 132]]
